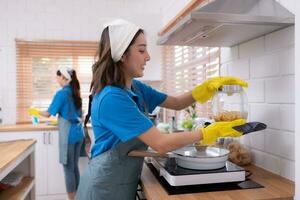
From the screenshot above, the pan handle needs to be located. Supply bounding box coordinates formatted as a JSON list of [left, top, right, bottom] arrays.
[[128, 150, 169, 158]]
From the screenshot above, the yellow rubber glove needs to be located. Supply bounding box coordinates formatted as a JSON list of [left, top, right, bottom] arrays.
[[28, 108, 41, 118], [200, 119, 246, 145], [192, 76, 248, 104]]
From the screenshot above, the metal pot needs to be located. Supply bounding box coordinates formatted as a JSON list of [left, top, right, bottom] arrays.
[[128, 145, 230, 170]]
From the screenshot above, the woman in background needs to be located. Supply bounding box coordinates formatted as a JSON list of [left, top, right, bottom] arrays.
[[29, 67, 84, 200]]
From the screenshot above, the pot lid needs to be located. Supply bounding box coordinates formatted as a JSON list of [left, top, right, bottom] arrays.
[[173, 146, 229, 158]]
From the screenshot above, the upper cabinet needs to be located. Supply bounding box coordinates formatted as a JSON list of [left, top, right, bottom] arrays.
[[158, 0, 295, 47]]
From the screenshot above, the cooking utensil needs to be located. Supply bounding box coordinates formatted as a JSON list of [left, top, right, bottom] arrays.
[[129, 122, 266, 170], [128, 146, 230, 170], [233, 122, 267, 134]]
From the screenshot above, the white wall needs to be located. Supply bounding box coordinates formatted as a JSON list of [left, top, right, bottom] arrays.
[[294, 0, 299, 199], [220, 3, 295, 181], [0, 0, 170, 124], [161, 0, 191, 26]]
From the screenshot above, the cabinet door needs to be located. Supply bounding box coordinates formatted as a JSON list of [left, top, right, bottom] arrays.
[[46, 131, 66, 195], [0, 132, 48, 195]]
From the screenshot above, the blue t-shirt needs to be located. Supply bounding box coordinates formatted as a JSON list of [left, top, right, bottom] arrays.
[[91, 79, 167, 158], [48, 85, 84, 144]]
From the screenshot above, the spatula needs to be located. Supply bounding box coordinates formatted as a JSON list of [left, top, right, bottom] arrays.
[[233, 122, 267, 135]]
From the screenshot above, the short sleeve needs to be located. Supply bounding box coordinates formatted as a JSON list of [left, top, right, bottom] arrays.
[[98, 92, 153, 142], [133, 80, 167, 113], [47, 91, 66, 116]]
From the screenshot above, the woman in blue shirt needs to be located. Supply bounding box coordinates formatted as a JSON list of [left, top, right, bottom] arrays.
[[76, 19, 247, 200], [38, 67, 84, 200]]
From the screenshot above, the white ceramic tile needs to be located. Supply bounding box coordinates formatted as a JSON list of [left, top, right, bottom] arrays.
[[45, 29, 65, 40], [279, 47, 295, 75], [280, 104, 295, 131], [239, 37, 265, 59], [262, 153, 281, 174], [245, 79, 265, 103], [227, 59, 250, 80], [220, 46, 238, 63], [2, 107, 16, 125], [25, 22, 46, 40], [252, 149, 281, 174], [220, 63, 228, 76], [280, 158, 295, 181], [0, 20, 8, 46], [12, 21, 27, 39], [265, 26, 295, 52], [249, 104, 281, 129], [25, 0, 45, 13], [6, 47, 16, 74], [265, 76, 295, 103], [249, 130, 265, 151], [7, 0, 26, 19], [278, 0, 296, 14], [250, 53, 280, 78], [39, 13, 65, 31], [265, 129, 295, 160], [251, 149, 265, 167]]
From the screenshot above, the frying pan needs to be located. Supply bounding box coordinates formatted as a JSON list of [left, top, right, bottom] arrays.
[[129, 146, 229, 170], [128, 122, 267, 170]]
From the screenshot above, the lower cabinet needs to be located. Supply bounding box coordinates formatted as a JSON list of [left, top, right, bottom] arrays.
[[0, 130, 89, 199]]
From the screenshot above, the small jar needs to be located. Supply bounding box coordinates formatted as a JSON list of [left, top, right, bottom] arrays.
[[212, 85, 248, 122]]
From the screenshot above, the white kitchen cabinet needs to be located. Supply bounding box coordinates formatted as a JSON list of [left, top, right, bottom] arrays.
[[46, 131, 66, 195], [0, 130, 89, 200]]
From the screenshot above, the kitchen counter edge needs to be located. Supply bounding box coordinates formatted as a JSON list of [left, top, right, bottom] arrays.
[[0, 123, 92, 132]]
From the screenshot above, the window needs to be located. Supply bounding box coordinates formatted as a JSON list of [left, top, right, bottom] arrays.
[[16, 40, 98, 123], [162, 46, 220, 122]]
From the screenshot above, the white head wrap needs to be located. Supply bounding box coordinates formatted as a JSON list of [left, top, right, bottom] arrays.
[[103, 19, 140, 62], [58, 66, 73, 82]]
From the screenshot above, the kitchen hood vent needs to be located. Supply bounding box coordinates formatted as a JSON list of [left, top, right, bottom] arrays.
[[158, 0, 294, 47]]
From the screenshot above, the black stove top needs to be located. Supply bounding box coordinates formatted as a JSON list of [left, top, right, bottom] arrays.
[[156, 158, 245, 176], [146, 159, 264, 195]]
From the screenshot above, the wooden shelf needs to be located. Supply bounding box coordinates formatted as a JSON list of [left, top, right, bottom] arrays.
[[0, 140, 36, 180], [0, 177, 34, 200]]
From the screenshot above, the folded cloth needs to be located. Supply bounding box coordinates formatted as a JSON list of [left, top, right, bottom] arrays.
[[0, 172, 23, 187], [104, 19, 140, 62]]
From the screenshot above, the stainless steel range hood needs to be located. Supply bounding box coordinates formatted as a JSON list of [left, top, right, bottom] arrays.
[[158, 0, 295, 47]]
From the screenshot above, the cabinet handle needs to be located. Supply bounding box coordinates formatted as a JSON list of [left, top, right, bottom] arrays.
[[43, 132, 46, 144], [48, 132, 51, 145]]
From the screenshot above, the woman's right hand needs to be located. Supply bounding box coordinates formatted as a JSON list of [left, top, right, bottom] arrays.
[[200, 119, 246, 145]]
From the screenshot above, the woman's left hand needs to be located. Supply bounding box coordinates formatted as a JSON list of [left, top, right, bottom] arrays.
[[28, 107, 41, 118]]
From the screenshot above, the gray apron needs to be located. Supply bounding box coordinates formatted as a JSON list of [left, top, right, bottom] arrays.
[[58, 116, 71, 164], [76, 138, 147, 200]]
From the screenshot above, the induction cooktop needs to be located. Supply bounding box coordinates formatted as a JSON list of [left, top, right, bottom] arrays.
[[145, 157, 263, 195]]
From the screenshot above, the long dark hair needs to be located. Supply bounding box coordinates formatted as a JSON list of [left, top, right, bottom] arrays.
[[90, 27, 144, 95], [57, 70, 82, 111]]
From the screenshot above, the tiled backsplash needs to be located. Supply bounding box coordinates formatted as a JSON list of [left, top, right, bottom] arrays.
[[220, 26, 295, 181]]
